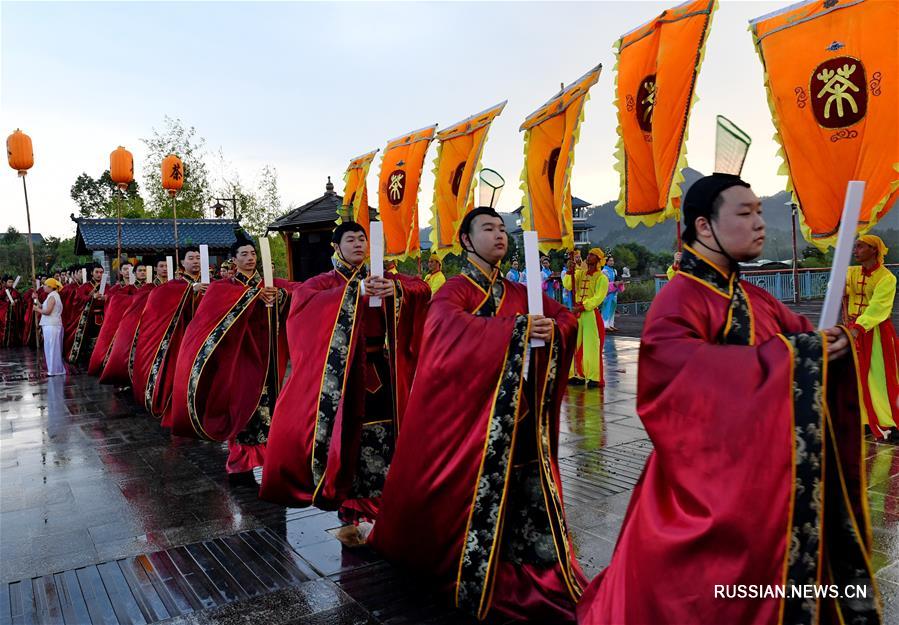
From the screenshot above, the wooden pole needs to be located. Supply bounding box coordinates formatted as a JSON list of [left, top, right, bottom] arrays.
[[21, 175, 41, 357], [171, 192, 179, 265], [791, 203, 800, 304]]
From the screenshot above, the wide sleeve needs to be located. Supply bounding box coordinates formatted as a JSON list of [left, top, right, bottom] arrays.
[[855, 272, 897, 331]]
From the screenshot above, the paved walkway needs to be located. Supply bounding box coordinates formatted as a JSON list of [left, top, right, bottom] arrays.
[[1, 338, 896, 624]]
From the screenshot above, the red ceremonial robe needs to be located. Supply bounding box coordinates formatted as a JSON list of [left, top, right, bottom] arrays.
[[370, 261, 586, 623], [170, 271, 291, 473], [577, 246, 881, 625], [131, 276, 200, 420], [1, 288, 22, 347], [259, 262, 430, 520], [64, 281, 103, 363], [21, 288, 47, 348], [99, 282, 155, 385], [87, 283, 137, 376]]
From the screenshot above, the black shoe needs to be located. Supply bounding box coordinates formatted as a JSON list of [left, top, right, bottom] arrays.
[[568, 378, 585, 386], [586, 380, 602, 389], [228, 471, 258, 487]]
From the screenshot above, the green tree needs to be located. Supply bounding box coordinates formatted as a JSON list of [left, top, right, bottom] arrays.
[[141, 116, 211, 218], [218, 165, 283, 237], [70, 170, 145, 218]]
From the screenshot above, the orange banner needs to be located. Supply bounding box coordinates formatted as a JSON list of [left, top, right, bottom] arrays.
[[340, 150, 378, 238], [751, 0, 898, 250], [614, 0, 717, 228], [429, 102, 506, 259], [378, 125, 437, 259], [520, 65, 601, 253]]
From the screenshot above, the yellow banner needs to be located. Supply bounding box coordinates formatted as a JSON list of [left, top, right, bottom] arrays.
[[519, 65, 601, 253], [340, 150, 378, 238], [428, 101, 506, 259], [378, 125, 437, 259], [614, 0, 717, 228], [751, 0, 898, 250]]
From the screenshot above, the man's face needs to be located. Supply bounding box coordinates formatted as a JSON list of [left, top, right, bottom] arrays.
[[428, 257, 439, 273], [606, 257, 615, 267], [135, 266, 146, 281], [53, 273, 61, 281], [511, 260, 519, 270], [698, 186, 766, 261], [182, 251, 201, 274], [586, 254, 600, 267], [219, 266, 230, 279], [92, 267, 104, 282], [463, 215, 507, 265], [541, 258, 550, 269], [120, 265, 132, 280], [156, 260, 168, 277], [853, 241, 877, 264], [336, 231, 368, 266], [5, 280, 13, 288], [234, 245, 257, 272]]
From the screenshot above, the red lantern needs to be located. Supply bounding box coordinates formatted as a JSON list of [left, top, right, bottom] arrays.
[[110, 146, 134, 190], [162, 154, 184, 196], [7, 129, 34, 176]]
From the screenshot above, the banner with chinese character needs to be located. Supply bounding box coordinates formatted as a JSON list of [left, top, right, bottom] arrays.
[[378, 125, 437, 259], [614, 0, 717, 229], [751, 0, 898, 250], [520, 64, 601, 253], [340, 150, 378, 238], [428, 101, 506, 259]]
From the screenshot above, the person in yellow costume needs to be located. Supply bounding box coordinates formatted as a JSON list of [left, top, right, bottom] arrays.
[[563, 247, 609, 388], [844, 234, 898, 440], [423, 255, 446, 294]]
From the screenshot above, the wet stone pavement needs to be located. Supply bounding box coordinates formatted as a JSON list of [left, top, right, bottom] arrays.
[[1, 338, 897, 624]]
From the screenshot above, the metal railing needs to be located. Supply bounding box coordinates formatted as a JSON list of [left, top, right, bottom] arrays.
[[653, 265, 899, 302]]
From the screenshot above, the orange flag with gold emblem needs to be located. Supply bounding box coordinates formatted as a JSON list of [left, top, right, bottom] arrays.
[[751, 0, 898, 250], [428, 101, 506, 259], [520, 65, 601, 253], [340, 150, 378, 238], [614, 0, 717, 229], [378, 125, 437, 259]]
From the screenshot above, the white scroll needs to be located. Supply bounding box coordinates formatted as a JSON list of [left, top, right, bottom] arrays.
[[199, 244, 210, 284], [369, 221, 384, 308], [523, 231, 545, 347], [81, 268, 87, 284], [166, 256, 174, 281], [128, 266, 136, 285], [146, 265, 153, 285], [259, 237, 273, 288], [5, 289, 13, 305], [819, 181, 865, 330], [98, 272, 108, 296], [12, 276, 20, 289]]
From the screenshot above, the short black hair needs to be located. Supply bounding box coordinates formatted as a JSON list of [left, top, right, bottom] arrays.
[[180, 245, 200, 261], [682, 174, 751, 244], [230, 230, 256, 257], [332, 221, 367, 245], [683, 194, 727, 244], [458, 207, 503, 251]]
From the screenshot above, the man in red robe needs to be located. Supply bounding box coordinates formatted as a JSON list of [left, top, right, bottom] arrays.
[[370, 207, 585, 623], [64, 263, 105, 364], [577, 174, 881, 624], [99, 264, 153, 386], [170, 233, 290, 476], [1, 276, 23, 348], [260, 221, 430, 523], [131, 248, 204, 422], [88, 262, 140, 376]]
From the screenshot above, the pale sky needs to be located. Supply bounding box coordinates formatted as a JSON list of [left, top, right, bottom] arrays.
[[2, 0, 793, 239]]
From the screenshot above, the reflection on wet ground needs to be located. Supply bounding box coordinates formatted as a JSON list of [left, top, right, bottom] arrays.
[[1, 337, 896, 623]]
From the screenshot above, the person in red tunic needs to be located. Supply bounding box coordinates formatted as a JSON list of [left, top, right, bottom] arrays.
[[21, 276, 47, 348], [99, 264, 153, 387], [577, 174, 881, 625], [64, 263, 105, 364], [259, 221, 430, 524], [370, 207, 585, 623], [131, 248, 204, 422], [170, 233, 291, 476], [87, 262, 139, 376], [1, 275, 23, 348]]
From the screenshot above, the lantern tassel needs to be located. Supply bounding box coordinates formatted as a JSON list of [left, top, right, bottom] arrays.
[[21, 176, 41, 359]]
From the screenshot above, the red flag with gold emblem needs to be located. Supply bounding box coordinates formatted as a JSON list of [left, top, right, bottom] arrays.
[[751, 0, 899, 250], [613, 0, 717, 229], [520, 65, 601, 253], [378, 125, 437, 259], [340, 150, 378, 238], [428, 102, 506, 259]]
